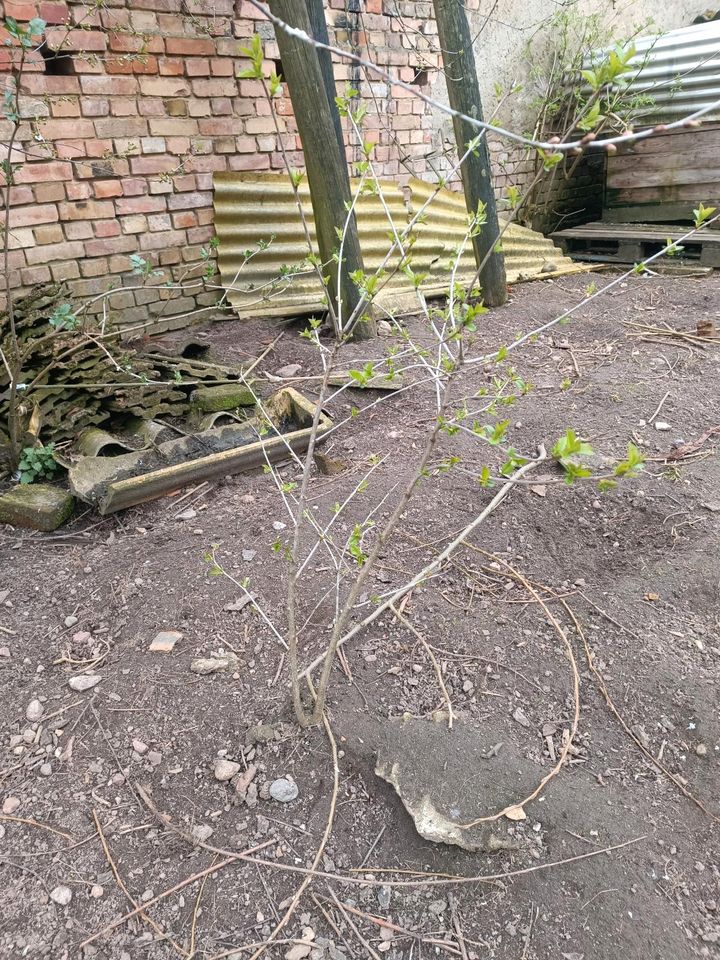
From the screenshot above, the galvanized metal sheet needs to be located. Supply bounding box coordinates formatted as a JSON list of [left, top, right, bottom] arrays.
[[214, 173, 574, 319], [583, 21, 720, 123]]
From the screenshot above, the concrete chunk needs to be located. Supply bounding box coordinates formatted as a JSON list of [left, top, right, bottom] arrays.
[[189, 383, 256, 413], [0, 484, 74, 532]]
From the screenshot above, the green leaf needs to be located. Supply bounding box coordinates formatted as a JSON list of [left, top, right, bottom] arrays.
[[693, 202, 716, 229]]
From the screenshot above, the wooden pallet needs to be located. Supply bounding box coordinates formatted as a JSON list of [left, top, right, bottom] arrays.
[[551, 221, 720, 267]]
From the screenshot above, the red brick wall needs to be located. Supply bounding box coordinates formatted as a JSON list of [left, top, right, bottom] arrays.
[[0, 0, 461, 327]]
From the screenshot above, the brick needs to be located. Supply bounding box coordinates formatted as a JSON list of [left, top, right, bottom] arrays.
[[111, 98, 140, 117], [164, 98, 188, 117], [186, 59, 210, 76], [59, 199, 115, 221], [50, 260, 80, 281], [167, 190, 212, 211], [108, 32, 164, 54], [121, 214, 148, 234], [93, 220, 121, 238], [84, 235, 137, 257], [80, 75, 137, 96], [191, 79, 237, 97], [148, 213, 172, 231], [139, 76, 191, 97], [21, 264, 52, 285], [39, 3, 70, 24], [210, 59, 234, 77], [80, 257, 109, 278], [10, 204, 58, 228], [94, 118, 147, 139], [122, 178, 149, 197], [25, 239, 84, 266], [171, 211, 197, 229], [149, 119, 199, 136], [138, 229, 186, 251], [65, 181, 93, 201], [33, 224, 63, 244], [188, 100, 212, 118], [141, 136, 166, 154], [15, 161, 72, 184], [51, 101, 81, 118], [159, 58, 184, 76], [22, 75, 80, 95], [3, 227, 35, 251], [228, 153, 271, 171], [36, 118, 96, 140], [129, 155, 176, 176], [93, 180, 123, 199], [64, 221, 94, 240], [165, 37, 215, 56], [31, 182, 65, 204], [115, 195, 167, 215], [46, 27, 108, 51]]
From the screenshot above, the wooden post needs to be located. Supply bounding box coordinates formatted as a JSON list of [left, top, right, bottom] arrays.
[[433, 0, 507, 306], [306, 0, 345, 155], [268, 0, 375, 339]]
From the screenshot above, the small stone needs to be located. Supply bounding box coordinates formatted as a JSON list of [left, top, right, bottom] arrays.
[[2, 796, 20, 815], [242, 549, 257, 561], [512, 707, 531, 728], [285, 946, 312, 960], [235, 763, 258, 799], [147, 751, 162, 767], [274, 363, 302, 379], [132, 739, 148, 755], [192, 824, 214, 843], [696, 743, 708, 757], [90, 885, 104, 899], [190, 654, 238, 675], [25, 699, 44, 722], [64, 615, 78, 628], [246, 723, 278, 744], [0, 647, 10, 658], [272, 521, 287, 531], [428, 899, 447, 915], [50, 885, 73, 906], [149, 630, 182, 653], [68, 675, 102, 692], [214, 758, 241, 782], [269, 777, 299, 803], [39, 763, 52, 777], [377, 319, 394, 337], [654, 421, 671, 431], [0, 484, 74, 532], [177, 508, 197, 521]]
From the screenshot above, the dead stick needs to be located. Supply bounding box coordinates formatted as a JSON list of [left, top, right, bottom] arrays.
[[390, 602, 454, 728], [562, 599, 720, 823], [0, 815, 74, 843], [80, 833, 275, 950], [92, 809, 188, 958]]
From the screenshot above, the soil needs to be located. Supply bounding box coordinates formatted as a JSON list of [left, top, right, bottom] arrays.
[[1, 270, 719, 960]]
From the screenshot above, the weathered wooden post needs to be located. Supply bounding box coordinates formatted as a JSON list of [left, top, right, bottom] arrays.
[[433, 0, 507, 306], [268, 0, 375, 339], [306, 0, 345, 155]]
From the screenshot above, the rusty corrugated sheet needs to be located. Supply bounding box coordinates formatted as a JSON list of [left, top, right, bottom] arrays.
[[213, 173, 574, 318]]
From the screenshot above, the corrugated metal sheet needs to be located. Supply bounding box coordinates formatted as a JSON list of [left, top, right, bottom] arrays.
[[214, 173, 574, 318], [583, 21, 720, 123]]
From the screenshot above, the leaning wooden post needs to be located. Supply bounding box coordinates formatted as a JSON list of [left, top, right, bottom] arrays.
[[306, 0, 345, 155], [433, 0, 507, 306], [268, 0, 375, 339]]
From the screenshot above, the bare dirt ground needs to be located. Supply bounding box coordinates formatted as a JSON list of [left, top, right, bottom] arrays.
[[1, 270, 719, 960]]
